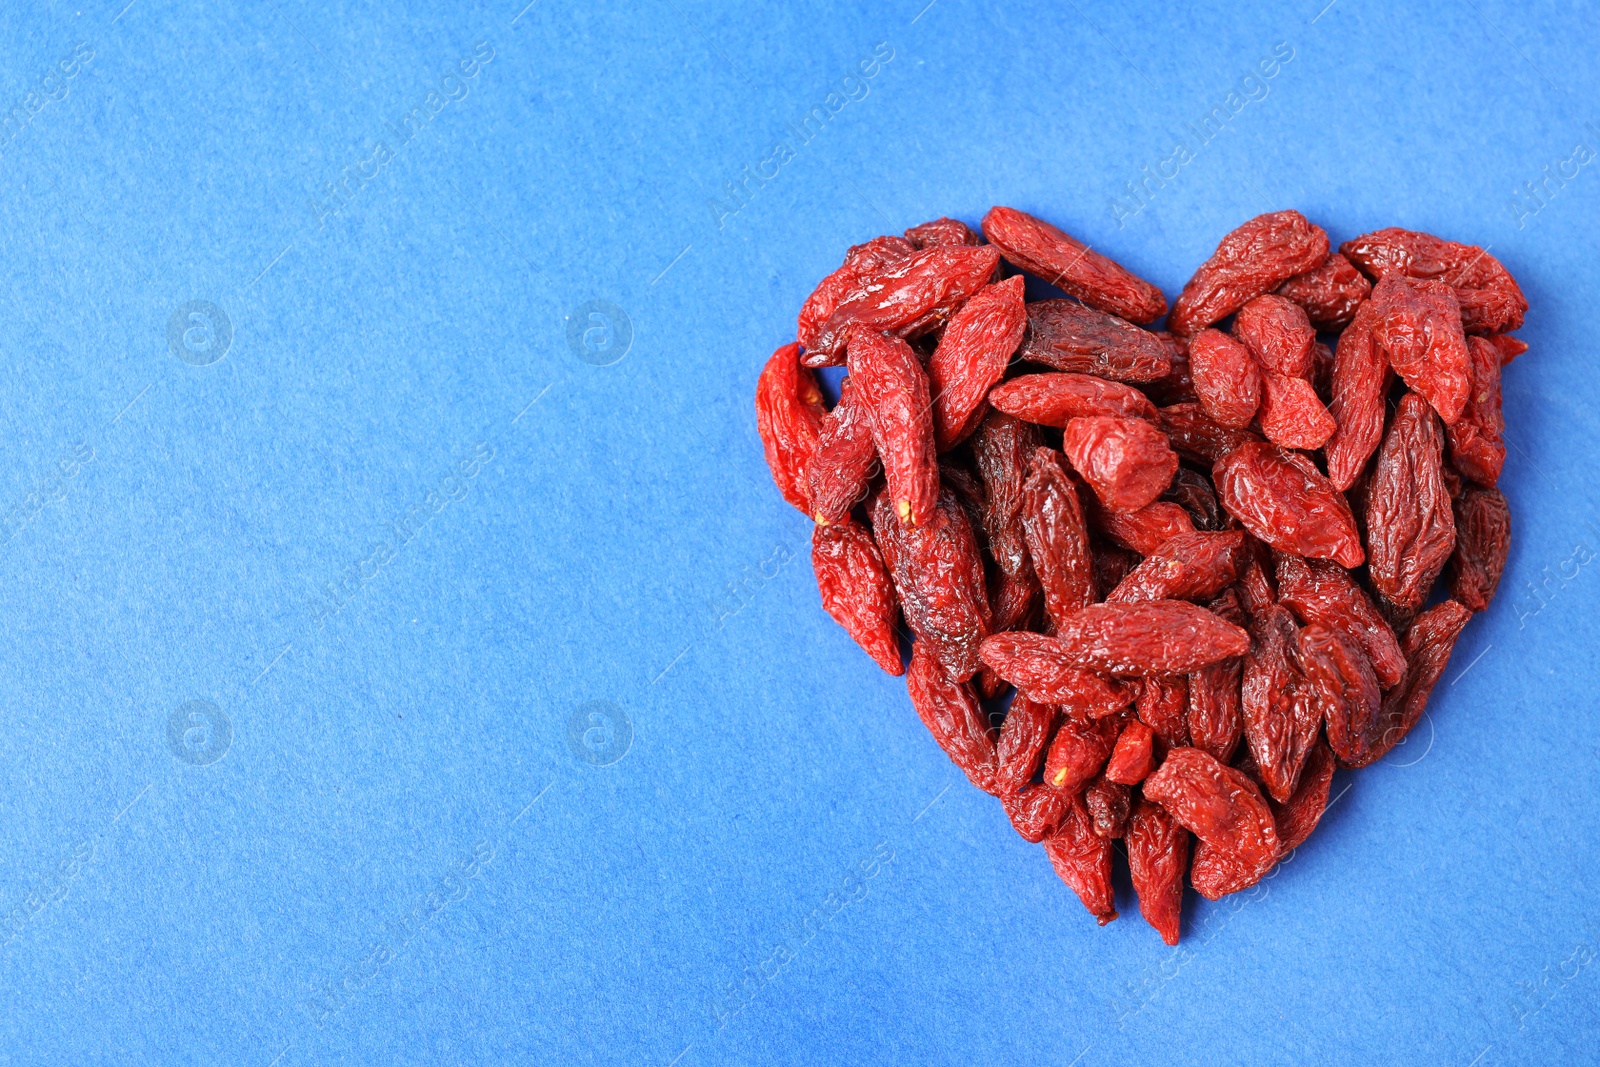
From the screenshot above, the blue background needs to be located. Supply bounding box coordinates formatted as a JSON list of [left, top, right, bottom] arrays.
[[0, 0, 1596, 1064]]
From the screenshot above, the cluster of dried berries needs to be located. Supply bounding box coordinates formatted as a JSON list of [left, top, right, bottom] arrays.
[[756, 207, 1523, 943]]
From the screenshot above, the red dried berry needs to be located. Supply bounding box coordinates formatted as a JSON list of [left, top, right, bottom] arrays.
[[809, 244, 1001, 365], [1186, 592, 1246, 765], [1145, 331, 1196, 406], [928, 276, 1028, 451], [1369, 275, 1472, 424], [849, 330, 940, 528], [1274, 554, 1406, 690], [1043, 712, 1123, 794], [1325, 298, 1389, 491], [1042, 794, 1119, 923], [1061, 416, 1179, 514], [1105, 719, 1158, 785], [1162, 467, 1225, 532], [873, 488, 990, 682], [996, 696, 1058, 795], [1092, 543, 1140, 600], [812, 520, 903, 675], [1240, 604, 1319, 803], [1366, 392, 1457, 614], [1159, 403, 1264, 464], [1168, 211, 1329, 337], [1213, 442, 1364, 567], [797, 236, 916, 352], [1126, 798, 1188, 944], [1339, 227, 1527, 334], [1002, 784, 1070, 842], [755, 342, 828, 513], [987, 372, 1158, 427], [1142, 746, 1280, 872], [1447, 486, 1511, 613], [972, 411, 1041, 581], [1136, 675, 1190, 748], [979, 633, 1135, 711], [1272, 738, 1335, 853], [806, 376, 878, 526], [1021, 447, 1096, 627], [1256, 371, 1336, 451], [906, 642, 998, 794], [1446, 335, 1506, 487], [1107, 530, 1247, 604], [1275, 252, 1371, 330], [981, 206, 1167, 323], [1354, 599, 1473, 767], [983, 601, 1249, 677], [904, 216, 980, 249], [1295, 623, 1380, 767], [1086, 776, 1132, 837], [1016, 299, 1172, 382], [1232, 294, 1316, 379], [1187, 328, 1262, 430], [1087, 498, 1198, 556], [1489, 333, 1528, 365]]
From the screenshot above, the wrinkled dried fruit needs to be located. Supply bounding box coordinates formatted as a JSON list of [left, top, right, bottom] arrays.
[[1105, 719, 1158, 785], [928, 276, 1028, 450], [1447, 486, 1511, 612], [1276, 252, 1371, 330], [988, 372, 1158, 427], [1295, 623, 1380, 767], [1446, 335, 1507, 487], [813, 520, 903, 675], [1160, 403, 1264, 464], [807, 376, 878, 525], [1061, 416, 1179, 514], [1136, 675, 1190, 748], [1087, 498, 1198, 556], [1187, 590, 1246, 764], [981, 206, 1166, 323], [1356, 599, 1473, 767], [1275, 554, 1406, 689], [1240, 605, 1318, 803], [1325, 299, 1388, 491], [849, 330, 941, 527], [1042, 794, 1118, 923], [996, 696, 1057, 795], [809, 244, 1001, 365], [980, 632, 1135, 711], [1272, 738, 1335, 853], [1107, 530, 1247, 604], [1366, 392, 1457, 613], [1256, 371, 1336, 451], [1162, 467, 1224, 531], [755, 342, 827, 513], [1086, 776, 1132, 837], [984, 601, 1248, 677], [1017, 299, 1172, 382], [972, 411, 1041, 580], [1002, 784, 1070, 842], [1142, 747, 1280, 871], [797, 236, 916, 351], [1021, 448, 1095, 627], [1126, 798, 1188, 944], [905, 216, 980, 249], [906, 643, 998, 794], [1214, 442, 1364, 567], [1187, 328, 1263, 430], [1340, 227, 1526, 334], [1168, 211, 1329, 336], [1369, 275, 1472, 424], [874, 488, 990, 682], [1233, 294, 1316, 379]]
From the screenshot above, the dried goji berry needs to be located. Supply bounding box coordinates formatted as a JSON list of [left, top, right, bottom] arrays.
[[1086, 497, 1198, 556], [1447, 485, 1511, 612], [755, 341, 827, 513], [1002, 784, 1070, 842], [906, 642, 997, 794], [1125, 798, 1188, 944], [809, 244, 1001, 365], [1187, 591, 1245, 764], [806, 375, 878, 525], [873, 488, 990, 682], [1489, 333, 1528, 365], [1339, 227, 1526, 334], [1187, 328, 1262, 430], [1275, 252, 1371, 330], [979, 632, 1135, 711], [1325, 298, 1389, 491], [1086, 776, 1132, 837], [1446, 335, 1506, 487], [1188, 838, 1274, 900], [1369, 274, 1472, 424], [996, 696, 1057, 794], [1145, 331, 1197, 406], [1016, 299, 1172, 382], [1274, 554, 1406, 689], [797, 236, 915, 352], [1136, 675, 1189, 748], [1310, 341, 1335, 403], [1240, 604, 1319, 803], [972, 411, 1041, 581], [985, 601, 1249, 677], [905, 216, 980, 249], [1213, 442, 1364, 567], [1043, 712, 1121, 794], [1061, 416, 1179, 514], [1092, 543, 1140, 599], [1159, 402, 1264, 464], [1366, 392, 1457, 613], [1232, 294, 1316, 379], [812, 519, 904, 675], [1042, 793, 1118, 923], [1162, 467, 1224, 531], [981, 206, 1167, 323], [849, 330, 940, 528], [1294, 623, 1380, 767], [1105, 719, 1158, 784], [1168, 211, 1329, 337], [1107, 530, 1247, 604], [1353, 599, 1473, 767], [1142, 746, 1280, 871], [1021, 447, 1095, 627], [1256, 370, 1336, 451], [988, 372, 1158, 427], [1272, 737, 1335, 853], [928, 276, 1028, 451]]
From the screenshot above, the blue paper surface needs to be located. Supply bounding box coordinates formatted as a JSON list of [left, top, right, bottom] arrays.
[[1, 1, 1597, 1063]]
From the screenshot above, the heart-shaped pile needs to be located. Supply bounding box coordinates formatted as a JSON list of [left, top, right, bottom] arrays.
[[755, 207, 1523, 943]]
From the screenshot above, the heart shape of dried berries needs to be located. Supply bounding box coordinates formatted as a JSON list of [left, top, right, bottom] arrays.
[[756, 208, 1520, 944]]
